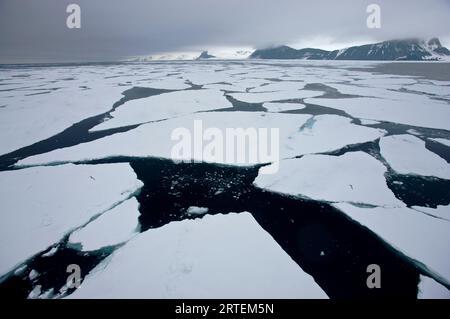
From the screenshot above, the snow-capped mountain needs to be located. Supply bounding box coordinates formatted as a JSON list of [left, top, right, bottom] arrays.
[[128, 49, 252, 61], [250, 38, 450, 61], [127, 52, 199, 62]]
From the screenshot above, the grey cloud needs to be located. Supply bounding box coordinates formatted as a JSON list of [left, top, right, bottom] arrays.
[[1, 0, 449, 63]]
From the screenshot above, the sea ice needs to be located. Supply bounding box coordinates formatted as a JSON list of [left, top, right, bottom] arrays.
[[254, 152, 403, 207], [68, 197, 141, 251], [380, 135, 450, 179], [68, 213, 328, 298], [91, 89, 232, 131], [334, 203, 450, 286], [0, 163, 143, 277]]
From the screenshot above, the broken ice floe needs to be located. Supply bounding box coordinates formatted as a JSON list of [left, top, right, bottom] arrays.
[[380, 135, 450, 179], [68, 213, 328, 298], [229, 90, 322, 103], [334, 203, 450, 287], [0, 163, 143, 277], [254, 151, 403, 207], [0, 85, 125, 155], [91, 89, 232, 131], [429, 138, 450, 147], [17, 113, 385, 169], [68, 197, 141, 251], [305, 96, 450, 130], [262, 102, 306, 112]]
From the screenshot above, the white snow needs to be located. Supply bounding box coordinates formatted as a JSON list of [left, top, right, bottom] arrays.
[[144, 78, 191, 90], [0, 163, 143, 277], [380, 135, 450, 179], [305, 97, 450, 130], [407, 84, 450, 97], [18, 112, 309, 167], [282, 115, 385, 156], [430, 138, 450, 147], [229, 90, 322, 103], [254, 152, 403, 207], [360, 119, 381, 125], [202, 83, 247, 92], [17, 113, 385, 169], [412, 205, 450, 221], [263, 102, 306, 112], [0, 85, 125, 155], [418, 276, 450, 299], [353, 78, 417, 89], [68, 212, 328, 298], [68, 197, 141, 251], [91, 89, 232, 131], [334, 203, 450, 286], [249, 81, 306, 93]]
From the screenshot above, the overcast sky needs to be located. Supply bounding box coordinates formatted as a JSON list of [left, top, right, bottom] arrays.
[[1, 0, 450, 63]]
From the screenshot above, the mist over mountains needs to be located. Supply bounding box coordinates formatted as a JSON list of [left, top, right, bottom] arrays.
[[129, 38, 450, 62]]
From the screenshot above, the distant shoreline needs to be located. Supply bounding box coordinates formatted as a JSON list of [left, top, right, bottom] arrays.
[[1, 60, 450, 81]]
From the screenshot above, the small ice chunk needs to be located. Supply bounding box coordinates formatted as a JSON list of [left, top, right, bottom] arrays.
[[14, 265, 27, 276], [28, 270, 39, 281], [27, 285, 42, 299], [185, 206, 209, 216], [42, 247, 58, 258]]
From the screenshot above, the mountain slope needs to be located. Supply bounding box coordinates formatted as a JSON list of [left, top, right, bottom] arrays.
[[250, 38, 450, 61]]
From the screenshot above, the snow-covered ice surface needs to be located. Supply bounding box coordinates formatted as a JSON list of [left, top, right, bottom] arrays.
[[68, 213, 328, 298], [418, 276, 450, 299], [2, 60, 450, 299], [305, 97, 450, 130], [305, 79, 450, 131], [0, 84, 125, 156], [17, 112, 311, 166], [254, 152, 403, 207], [230, 90, 322, 103], [0, 163, 143, 277], [68, 197, 141, 251], [263, 102, 306, 112], [407, 83, 450, 97], [91, 89, 232, 131], [359, 119, 381, 125], [16, 113, 385, 167], [412, 205, 450, 221], [380, 135, 450, 179], [334, 203, 450, 287], [249, 81, 306, 92]]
